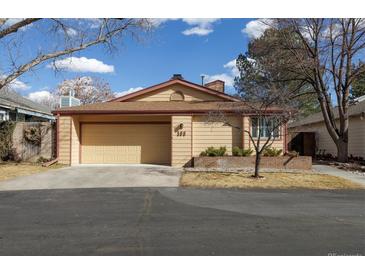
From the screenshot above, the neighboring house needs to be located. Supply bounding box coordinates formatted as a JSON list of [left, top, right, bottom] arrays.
[[53, 75, 287, 167], [288, 95, 365, 158], [0, 89, 54, 122]]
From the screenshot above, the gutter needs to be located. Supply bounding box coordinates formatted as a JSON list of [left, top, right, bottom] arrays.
[[52, 109, 286, 115]]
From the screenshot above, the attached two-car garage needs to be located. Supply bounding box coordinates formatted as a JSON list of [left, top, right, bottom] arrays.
[[80, 123, 171, 165]]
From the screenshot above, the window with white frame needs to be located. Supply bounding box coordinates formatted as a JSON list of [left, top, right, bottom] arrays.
[[0, 110, 7, 121], [251, 117, 280, 138]]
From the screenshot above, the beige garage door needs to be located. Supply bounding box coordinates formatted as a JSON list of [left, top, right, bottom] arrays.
[[81, 123, 171, 164]]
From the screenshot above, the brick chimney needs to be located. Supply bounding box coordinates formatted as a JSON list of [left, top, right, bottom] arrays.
[[204, 80, 225, 93]]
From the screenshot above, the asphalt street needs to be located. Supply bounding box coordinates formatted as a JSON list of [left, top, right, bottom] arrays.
[[0, 187, 364, 255]]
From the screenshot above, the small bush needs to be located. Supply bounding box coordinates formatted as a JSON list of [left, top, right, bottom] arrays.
[[232, 146, 253, 157], [232, 146, 242, 156], [200, 146, 227, 157], [263, 147, 282, 157]]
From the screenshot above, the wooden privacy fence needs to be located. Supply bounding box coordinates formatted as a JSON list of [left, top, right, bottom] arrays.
[[12, 122, 56, 162]]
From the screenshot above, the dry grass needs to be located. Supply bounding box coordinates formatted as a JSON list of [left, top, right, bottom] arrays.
[[180, 171, 364, 190], [0, 162, 64, 181]]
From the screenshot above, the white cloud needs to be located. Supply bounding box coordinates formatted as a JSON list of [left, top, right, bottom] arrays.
[[181, 18, 219, 36], [9, 79, 31, 91], [182, 27, 213, 36], [48, 57, 114, 73], [202, 57, 241, 88], [0, 75, 31, 91], [203, 73, 234, 87], [223, 59, 239, 77], [242, 19, 273, 39], [114, 87, 143, 97], [147, 18, 219, 36], [27, 90, 53, 103]]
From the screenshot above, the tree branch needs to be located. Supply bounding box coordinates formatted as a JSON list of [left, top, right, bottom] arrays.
[[0, 18, 41, 39]]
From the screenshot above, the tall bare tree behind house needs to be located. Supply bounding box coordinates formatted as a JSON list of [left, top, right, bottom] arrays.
[[258, 19, 365, 162]]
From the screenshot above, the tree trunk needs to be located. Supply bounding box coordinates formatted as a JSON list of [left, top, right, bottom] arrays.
[[336, 138, 348, 162], [254, 151, 262, 178]]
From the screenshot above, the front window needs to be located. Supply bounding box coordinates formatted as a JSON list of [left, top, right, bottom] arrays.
[[0, 111, 7, 121], [251, 117, 280, 138]]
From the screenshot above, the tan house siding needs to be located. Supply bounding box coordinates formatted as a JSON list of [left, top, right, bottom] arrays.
[[127, 84, 225, 102], [289, 116, 365, 157], [171, 115, 192, 167], [71, 116, 80, 165], [192, 116, 242, 156], [350, 117, 365, 157], [58, 116, 72, 164]]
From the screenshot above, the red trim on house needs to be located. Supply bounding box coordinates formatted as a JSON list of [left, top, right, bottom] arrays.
[[69, 117, 72, 165], [109, 78, 240, 102], [79, 121, 82, 164], [56, 114, 60, 158], [54, 109, 285, 115], [80, 121, 171, 125], [242, 117, 245, 149]]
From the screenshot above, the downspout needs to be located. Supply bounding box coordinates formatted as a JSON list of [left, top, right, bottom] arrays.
[[283, 122, 288, 154], [56, 113, 60, 159]]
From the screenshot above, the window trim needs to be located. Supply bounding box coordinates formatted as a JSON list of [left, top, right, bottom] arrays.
[[250, 117, 282, 140]]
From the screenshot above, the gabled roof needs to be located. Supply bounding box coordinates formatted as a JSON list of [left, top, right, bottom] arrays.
[[53, 101, 284, 115], [0, 89, 52, 115], [289, 96, 365, 128], [110, 78, 240, 102]]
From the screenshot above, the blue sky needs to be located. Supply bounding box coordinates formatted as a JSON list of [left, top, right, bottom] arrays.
[[2, 18, 267, 102]]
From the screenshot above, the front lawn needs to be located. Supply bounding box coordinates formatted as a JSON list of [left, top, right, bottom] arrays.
[[180, 171, 363, 190], [0, 162, 64, 181]]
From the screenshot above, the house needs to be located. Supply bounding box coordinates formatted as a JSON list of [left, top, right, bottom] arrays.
[[53, 75, 287, 167], [288, 95, 365, 158], [0, 89, 54, 122]]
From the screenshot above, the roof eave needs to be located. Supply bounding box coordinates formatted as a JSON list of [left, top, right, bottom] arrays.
[[110, 79, 240, 102], [53, 109, 285, 115]]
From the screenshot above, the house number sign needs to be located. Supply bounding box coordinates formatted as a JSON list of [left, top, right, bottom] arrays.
[[176, 130, 186, 137], [176, 123, 186, 137]]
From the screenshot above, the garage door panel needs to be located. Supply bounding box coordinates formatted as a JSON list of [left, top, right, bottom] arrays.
[[81, 123, 170, 164]]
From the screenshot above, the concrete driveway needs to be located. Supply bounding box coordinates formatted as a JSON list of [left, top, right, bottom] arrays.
[[0, 187, 363, 255], [0, 165, 181, 191]]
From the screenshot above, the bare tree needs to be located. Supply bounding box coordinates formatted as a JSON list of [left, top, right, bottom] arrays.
[[55, 76, 115, 105], [207, 55, 292, 178], [207, 104, 291, 178], [0, 18, 152, 91], [259, 19, 365, 162]]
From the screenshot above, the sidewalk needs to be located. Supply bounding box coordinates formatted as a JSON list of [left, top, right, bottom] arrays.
[[313, 164, 365, 186]]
